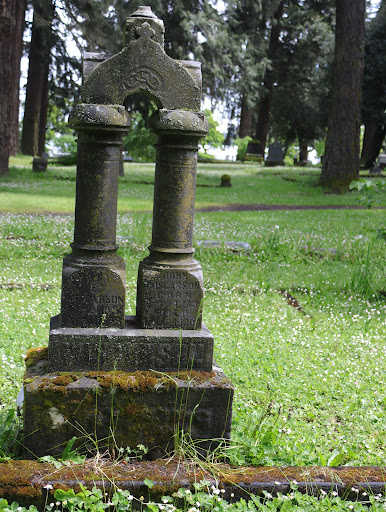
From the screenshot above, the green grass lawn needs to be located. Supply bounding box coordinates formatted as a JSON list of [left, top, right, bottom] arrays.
[[5, 154, 385, 213], [0, 156, 385, 470]]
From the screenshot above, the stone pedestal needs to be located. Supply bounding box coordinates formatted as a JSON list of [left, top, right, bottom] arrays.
[[23, 349, 233, 459]]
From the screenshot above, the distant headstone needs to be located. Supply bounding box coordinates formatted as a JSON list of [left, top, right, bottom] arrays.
[[244, 140, 263, 162], [197, 240, 251, 251], [32, 156, 48, 172], [370, 164, 381, 175], [378, 154, 386, 170], [265, 142, 284, 167], [221, 174, 231, 187]]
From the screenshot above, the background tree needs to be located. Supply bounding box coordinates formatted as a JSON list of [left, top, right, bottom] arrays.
[[0, 0, 27, 175], [319, 0, 366, 192], [361, 0, 386, 168], [269, 1, 334, 161], [21, 0, 55, 156], [225, 0, 282, 140], [253, 0, 284, 156]]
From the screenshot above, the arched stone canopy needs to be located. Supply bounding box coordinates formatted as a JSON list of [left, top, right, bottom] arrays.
[[82, 20, 201, 110]]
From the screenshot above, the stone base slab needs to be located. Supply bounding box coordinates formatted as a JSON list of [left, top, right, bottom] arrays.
[[48, 315, 214, 372], [23, 349, 232, 459], [0, 460, 385, 510]]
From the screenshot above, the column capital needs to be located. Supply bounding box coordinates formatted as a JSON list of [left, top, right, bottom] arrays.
[[69, 104, 130, 131], [150, 109, 208, 137]]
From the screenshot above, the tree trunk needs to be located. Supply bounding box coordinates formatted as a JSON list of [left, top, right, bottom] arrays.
[[21, 0, 54, 156], [299, 139, 309, 165], [9, 0, 27, 155], [254, 1, 284, 156], [319, 0, 365, 192], [38, 66, 50, 155], [239, 95, 251, 138], [0, 0, 26, 175], [361, 121, 386, 168]]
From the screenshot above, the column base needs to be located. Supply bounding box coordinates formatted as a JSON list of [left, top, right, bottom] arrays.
[[23, 348, 233, 459], [48, 315, 213, 372]]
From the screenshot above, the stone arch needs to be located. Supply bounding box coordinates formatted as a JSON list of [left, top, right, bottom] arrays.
[[81, 20, 201, 111]]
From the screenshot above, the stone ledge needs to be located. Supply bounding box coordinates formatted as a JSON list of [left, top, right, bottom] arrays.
[[49, 315, 214, 372], [0, 461, 385, 510]]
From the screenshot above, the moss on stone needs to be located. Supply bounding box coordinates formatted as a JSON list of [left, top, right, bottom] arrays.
[[25, 347, 48, 368]]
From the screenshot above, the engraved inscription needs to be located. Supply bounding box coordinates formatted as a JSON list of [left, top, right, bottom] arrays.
[[142, 269, 203, 329], [61, 265, 125, 328], [124, 66, 162, 92]]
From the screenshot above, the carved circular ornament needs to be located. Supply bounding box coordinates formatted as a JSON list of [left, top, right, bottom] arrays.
[[124, 66, 163, 92]]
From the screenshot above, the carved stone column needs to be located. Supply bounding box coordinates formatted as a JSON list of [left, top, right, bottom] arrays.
[[59, 104, 129, 329], [137, 110, 208, 330]]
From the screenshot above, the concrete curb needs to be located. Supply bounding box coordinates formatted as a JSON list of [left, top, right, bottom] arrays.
[[0, 460, 385, 509]]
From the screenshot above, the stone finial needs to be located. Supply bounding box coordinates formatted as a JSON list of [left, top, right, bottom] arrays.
[[131, 6, 158, 18], [125, 5, 164, 46]]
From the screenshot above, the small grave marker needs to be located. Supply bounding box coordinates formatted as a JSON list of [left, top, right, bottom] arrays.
[[32, 155, 48, 172], [265, 141, 284, 167]]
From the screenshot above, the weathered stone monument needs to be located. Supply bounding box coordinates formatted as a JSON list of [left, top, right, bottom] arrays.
[[23, 6, 233, 458], [244, 140, 263, 162], [265, 142, 284, 167], [32, 153, 48, 172]]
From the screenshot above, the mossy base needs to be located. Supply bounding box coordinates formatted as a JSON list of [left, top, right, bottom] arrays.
[[23, 348, 233, 458]]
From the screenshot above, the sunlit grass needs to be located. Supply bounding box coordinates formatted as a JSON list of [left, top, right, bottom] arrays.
[[6, 155, 385, 214], [0, 157, 385, 466], [0, 206, 385, 466]]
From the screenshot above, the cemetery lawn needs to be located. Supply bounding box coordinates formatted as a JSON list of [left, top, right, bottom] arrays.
[[0, 157, 385, 467], [4, 155, 386, 213]]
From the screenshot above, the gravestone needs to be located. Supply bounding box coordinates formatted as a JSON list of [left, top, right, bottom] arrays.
[[378, 154, 386, 169], [221, 174, 231, 187], [23, 6, 233, 458], [197, 241, 252, 251], [244, 140, 263, 162], [32, 155, 48, 172], [265, 142, 284, 167], [370, 164, 381, 175]]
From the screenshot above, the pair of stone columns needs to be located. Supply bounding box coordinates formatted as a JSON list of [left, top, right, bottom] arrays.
[[60, 105, 207, 333]]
